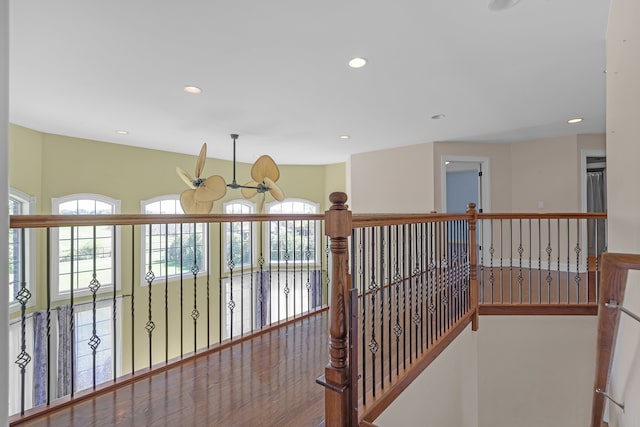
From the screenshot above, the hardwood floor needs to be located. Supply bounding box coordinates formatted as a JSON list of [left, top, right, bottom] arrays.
[[18, 312, 329, 427]]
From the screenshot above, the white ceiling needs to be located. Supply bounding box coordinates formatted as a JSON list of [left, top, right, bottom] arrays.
[[9, 0, 609, 165]]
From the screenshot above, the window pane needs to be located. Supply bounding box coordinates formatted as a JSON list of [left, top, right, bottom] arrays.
[[142, 198, 207, 280], [55, 195, 117, 294]]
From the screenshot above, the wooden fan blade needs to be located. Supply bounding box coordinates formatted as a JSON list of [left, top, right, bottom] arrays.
[[264, 177, 285, 201], [241, 181, 259, 199], [180, 189, 213, 214], [195, 143, 207, 178], [257, 193, 266, 213], [195, 175, 227, 202], [251, 155, 280, 183], [176, 167, 196, 189]]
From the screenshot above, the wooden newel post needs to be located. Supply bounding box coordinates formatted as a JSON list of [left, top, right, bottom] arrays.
[[466, 202, 479, 331], [324, 192, 352, 426]]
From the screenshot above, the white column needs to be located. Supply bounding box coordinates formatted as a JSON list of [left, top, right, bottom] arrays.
[[0, 0, 10, 425]]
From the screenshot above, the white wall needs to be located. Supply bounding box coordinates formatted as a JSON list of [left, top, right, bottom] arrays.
[[375, 325, 479, 427], [477, 316, 598, 427], [605, 0, 640, 425], [1, 0, 10, 425], [349, 142, 435, 213]]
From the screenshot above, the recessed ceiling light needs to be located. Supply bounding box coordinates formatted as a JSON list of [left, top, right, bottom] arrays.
[[339, 135, 351, 139], [183, 85, 202, 94], [432, 114, 446, 120], [567, 118, 583, 124], [348, 58, 367, 69], [115, 130, 128, 135], [488, 0, 521, 11]]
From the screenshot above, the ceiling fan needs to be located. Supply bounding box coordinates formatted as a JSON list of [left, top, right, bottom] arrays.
[[176, 134, 285, 214]]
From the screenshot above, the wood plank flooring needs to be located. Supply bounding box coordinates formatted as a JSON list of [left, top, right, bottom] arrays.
[[18, 312, 329, 427]]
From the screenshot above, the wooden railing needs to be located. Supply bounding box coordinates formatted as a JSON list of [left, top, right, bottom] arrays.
[[590, 253, 640, 427], [321, 193, 607, 426], [8, 212, 329, 424], [7, 196, 611, 426]]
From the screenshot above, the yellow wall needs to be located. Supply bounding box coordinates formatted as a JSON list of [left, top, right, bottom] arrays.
[[9, 124, 345, 370]]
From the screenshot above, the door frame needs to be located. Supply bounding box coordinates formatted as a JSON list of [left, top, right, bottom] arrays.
[[440, 155, 491, 214], [580, 149, 606, 213]]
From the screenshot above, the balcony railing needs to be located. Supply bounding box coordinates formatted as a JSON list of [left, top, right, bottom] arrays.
[[321, 193, 606, 426], [8, 213, 328, 422], [8, 196, 608, 426]]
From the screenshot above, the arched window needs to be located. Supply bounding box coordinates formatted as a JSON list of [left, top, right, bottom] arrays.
[[267, 198, 320, 264], [51, 194, 120, 298], [141, 195, 207, 281], [8, 188, 35, 306], [223, 200, 256, 270]]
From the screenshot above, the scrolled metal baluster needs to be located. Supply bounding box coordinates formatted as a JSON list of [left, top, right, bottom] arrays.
[[518, 219, 524, 304], [165, 224, 169, 362], [574, 219, 582, 304], [15, 228, 32, 414], [145, 223, 156, 369], [89, 226, 102, 389], [191, 223, 200, 350]]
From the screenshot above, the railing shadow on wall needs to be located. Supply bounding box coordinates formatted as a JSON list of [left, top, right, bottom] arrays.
[[320, 192, 607, 427], [8, 212, 329, 423], [591, 253, 640, 427]]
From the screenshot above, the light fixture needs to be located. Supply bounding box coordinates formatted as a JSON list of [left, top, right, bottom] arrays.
[[339, 135, 350, 139], [115, 130, 128, 135], [488, 0, 521, 11], [348, 57, 367, 69], [183, 85, 202, 94], [432, 114, 446, 120], [445, 161, 451, 165], [176, 134, 285, 214], [567, 118, 584, 124]]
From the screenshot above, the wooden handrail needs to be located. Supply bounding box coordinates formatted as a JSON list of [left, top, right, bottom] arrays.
[[9, 213, 326, 228], [478, 212, 607, 220], [591, 253, 640, 427]]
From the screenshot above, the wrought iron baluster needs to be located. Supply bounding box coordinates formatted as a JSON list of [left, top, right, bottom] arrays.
[[528, 219, 532, 303], [428, 222, 435, 346], [385, 226, 392, 384], [206, 223, 211, 346], [574, 219, 582, 304], [15, 228, 31, 414], [489, 220, 495, 303], [228, 222, 235, 339], [358, 228, 366, 405], [179, 224, 184, 355], [192, 223, 200, 350], [46, 228, 52, 400], [165, 223, 169, 362], [112, 225, 118, 380], [131, 225, 135, 374], [305, 219, 311, 314], [145, 224, 156, 369], [70, 226, 75, 396], [509, 219, 513, 304], [546, 219, 552, 304], [499, 219, 503, 304], [538, 219, 542, 304], [566, 218, 570, 303], [378, 226, 385, 389], [368, 227, 379, 397], [393, 225, 401, 375], [89, 225, 102, 389], [517, 219, 523, 304], [218, 223, 223, 345], [557, 219, 561, 304]]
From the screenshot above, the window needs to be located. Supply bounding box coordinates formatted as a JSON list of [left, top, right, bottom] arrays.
[[267, 199, 320, 264], [8, 189, 34, 306], [141, 195, 207, 281], [74, 301, 119, 391], [52, 194, 120, 298], [223, 200, 255, 271]]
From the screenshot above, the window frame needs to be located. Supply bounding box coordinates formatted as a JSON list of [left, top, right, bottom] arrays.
[[265, 198, 321, 266], [51, 193, 122, 301], [222, 199, 257, 273], [140, 195, 209, 284], [8, 188, 36, 310]]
